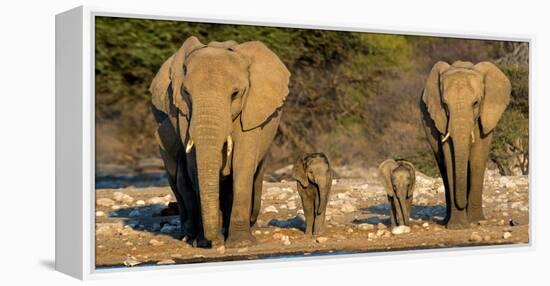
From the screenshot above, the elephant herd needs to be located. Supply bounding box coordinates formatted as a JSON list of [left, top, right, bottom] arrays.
[[150, 36, 511, 249]]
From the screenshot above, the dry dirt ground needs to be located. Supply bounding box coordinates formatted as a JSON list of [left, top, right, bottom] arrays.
[[94, 167, 529, 268]]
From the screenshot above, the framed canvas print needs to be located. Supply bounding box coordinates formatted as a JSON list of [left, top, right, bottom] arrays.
[[55, 6, 531, 280]]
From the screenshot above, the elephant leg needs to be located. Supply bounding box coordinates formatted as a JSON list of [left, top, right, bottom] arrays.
[[443, 142, 469, 229], [176, 158, 202, 242], [313, 211, 326, 235], [388, 197, 397, 227], [159, 148, 189, 238], [250, 159, 266, 226], [226, 160, 257, 248], [219, 176, 233, 238], [405, 196, 413, 226], [468, 130, 493, 223], [433, 153, 451, 224], [302, 192, 314, 235], [421, 105, 451, 225]]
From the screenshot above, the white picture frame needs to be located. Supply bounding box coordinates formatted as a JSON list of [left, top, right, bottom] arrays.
[[55, 5, 533, 280]]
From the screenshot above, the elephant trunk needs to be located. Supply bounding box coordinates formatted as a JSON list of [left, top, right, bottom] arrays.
[[191, 98, 229, 244], [450, 120, 471, 210], [315, 177, 330, 215]]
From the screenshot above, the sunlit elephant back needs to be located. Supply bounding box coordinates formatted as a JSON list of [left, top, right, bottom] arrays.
[[420, 60, 510, 229], [150, 36, 290, 248]]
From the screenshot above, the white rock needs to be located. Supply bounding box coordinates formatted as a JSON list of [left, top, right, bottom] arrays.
[[97, 198, 115, 207], [95, 211, 105, 217], [367, 232, 376, 239], [297, 209, 304, 215], [287, 201, 297, 210], [136, 200, 146, 206], [157, 259, 176, 265], [341, 203, 356, 213], [276, 192, 289, 200], [316, 237, 328, 243], [391, 225, 411, 235], [216, 245, 226, 254], [263, 205, 279, 214], [469, 232, 483, 242], [123, 255, 141, 267], [149, 239, 164, 246], [148, 197, 165, 205], [503, 232, 512, 239], [422, 222, 430, 228], [511, 202, 522, 209], [376, 229, 391, 238], [336, 193, 351, 199], [266, 187, 281, 195], [282, 187, 294, 193], [113, 192, 134, 204], [358, 223, 374, 231], [279, 235, 291, 245]]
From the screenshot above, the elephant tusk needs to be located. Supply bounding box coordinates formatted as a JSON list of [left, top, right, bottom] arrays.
[[441, 132, 451, 143], [226, 135, 233, 158], [185, 139, 194, 153], [471, 131, 475, 144]]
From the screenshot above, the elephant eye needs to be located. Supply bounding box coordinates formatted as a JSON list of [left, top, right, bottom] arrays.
[[182, 65, 187, 76], [231, 89, 239, 99]]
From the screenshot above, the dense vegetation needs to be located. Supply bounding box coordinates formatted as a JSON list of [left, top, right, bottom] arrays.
[[95, 17, 529, 176]]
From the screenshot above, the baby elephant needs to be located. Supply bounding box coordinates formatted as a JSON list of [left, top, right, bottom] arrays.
[[378, 159, 416, 227], [293, 153, 332, 235]]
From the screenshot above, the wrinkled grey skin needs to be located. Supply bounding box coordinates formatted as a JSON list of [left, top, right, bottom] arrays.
[[293, 153, 332, 235], [379, 159, 416, 227], [420, 60, 510, 229], [151, 37, 290, 248]]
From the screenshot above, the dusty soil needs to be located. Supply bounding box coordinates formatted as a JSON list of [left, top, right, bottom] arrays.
[[94, 167, 529, 268]]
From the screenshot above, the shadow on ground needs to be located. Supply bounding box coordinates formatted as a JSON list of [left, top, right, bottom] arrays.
[[108, 204, 182, 239], [268, 215, 306, 232], [353, 203, 447, 225]]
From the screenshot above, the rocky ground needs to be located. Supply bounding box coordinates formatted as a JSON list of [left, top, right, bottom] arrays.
[[95, 166, 529, 268]]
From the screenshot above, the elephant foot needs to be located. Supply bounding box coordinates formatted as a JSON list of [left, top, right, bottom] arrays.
[[225, 232, 256, 248], [312, 226, 325, 236], [446, 212, 470, 229], [467, 209, 485, 223]]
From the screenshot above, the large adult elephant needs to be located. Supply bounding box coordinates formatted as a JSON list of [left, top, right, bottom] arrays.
[[420, 60, 511, 229], [150, 36, 290, 248]]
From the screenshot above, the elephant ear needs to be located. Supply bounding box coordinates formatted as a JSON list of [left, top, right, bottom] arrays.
[[150, 55, 175, 115], [473, 62, 512, 135], [422, 61, 451, 134], [208, 40, 238, 49], [293, 156, 309, 188], [398, 160, 416, 198], [378, 159, 399, 197], [170, 36, 205, 116], [234, 41, 291, 131]]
